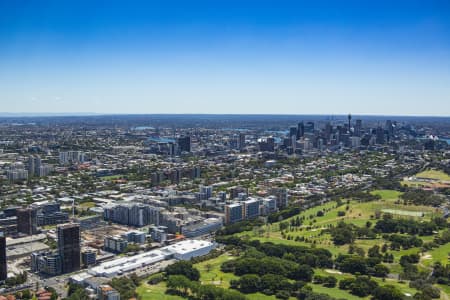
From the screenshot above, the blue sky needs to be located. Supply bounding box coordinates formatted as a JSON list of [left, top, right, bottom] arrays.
[[0, 0, 449, 115]]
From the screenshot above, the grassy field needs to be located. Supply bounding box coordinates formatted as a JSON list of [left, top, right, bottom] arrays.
[[415, 170, 450, 181], [237, 190, 438, 261], [79, 201, 96, 209], [370, 189, 403, 200], [195, 253, 239, 287], [137, 281, 183, 300], [137, 189, 448, 300], [311, 284, 365, 300], [402, 169, 450, 188], [422, 242, 450, 267], [137, 254, 288, 300]]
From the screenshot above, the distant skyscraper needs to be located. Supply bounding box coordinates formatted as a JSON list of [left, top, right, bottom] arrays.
[[385, 120, 394, 140], [177, 136, 191, 153], [239, 133, 246, 150], [17, 208, 38, 235], [305, 121, 315, 134], [289, 126, 297, 139], [355, 119, 362, 137], [0, 232, 6, 281], [258, 137, 275, 152], [58, 223, 81, 273], [28, 156, 35, 177], [376, 126, 385, 144], [347, 114, 352, 134], [297, 122, 304, 139]]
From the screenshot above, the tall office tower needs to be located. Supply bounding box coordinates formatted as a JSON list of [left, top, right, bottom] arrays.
[[347, 114, 352, 134], [239, 133, 246, 150], [259, 137, 275, 152], [324, 122, 332, 136], [28, 155, 35, 177], [17, 208, 38, 235], [200, 185, 213, 199], [355, 119, 362, 137], [289, 126, 298, 139], [28, 155, 43, 177], [177, 136, 191, 153], [385, 120, 394, 140], [171, 169, 182, 184], [0, 232, 6, 281], [297, 122, 304, 139], [376, 126, 385, 144], [305, 121, 315, 133], [57, 223, 81, 273]]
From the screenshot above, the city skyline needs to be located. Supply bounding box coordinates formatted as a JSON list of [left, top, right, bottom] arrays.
[[1, 0, 449, 115]]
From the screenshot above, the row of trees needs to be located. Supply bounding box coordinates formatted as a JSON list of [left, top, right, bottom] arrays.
[[328, 221, 378, 245], [109, 274, 141, 300], [167, 274, 246, 300], [384, 234, 423, 250], [335, 254, 389, 277], [328, 214, 447, 247], [375, 214, 446, 236], [340, 276, 405, 300], [2, 272, 28, 287], [221, 255, 314, 282], [216, 219, 264, 235], [400, 190, 444, 206], [230, 273, 305, 297]]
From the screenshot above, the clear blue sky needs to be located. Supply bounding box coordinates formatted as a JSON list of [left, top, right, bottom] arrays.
[[1, 0, 449, 115]]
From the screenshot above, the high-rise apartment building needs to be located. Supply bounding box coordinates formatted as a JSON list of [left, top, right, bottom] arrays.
[[0, 233, 7, 281], [17, 208, 38, 235], [239, 133, 246, 150], [58, 223, 81, 273], [177, 136, 191, 153], [224, 203, 244, 224]]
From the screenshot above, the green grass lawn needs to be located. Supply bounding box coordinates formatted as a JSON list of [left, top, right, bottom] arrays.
[[415, 170, 450, 181], [237, 191, 438, 262], [422, 242, 450, 267], [137, 190, 446, 300], [371, 189, 403, 200], [314, 268, 418, 296], [137, 254, 288, 300], [137, 281, 183, 300], [311, 284, 366, 300], [79, 201, 96, 209], [195, 253, 239, 287]]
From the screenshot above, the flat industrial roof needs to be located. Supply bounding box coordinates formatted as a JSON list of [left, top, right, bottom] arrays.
[[163, 239, 213, 255], [88, 239, 213, 277]]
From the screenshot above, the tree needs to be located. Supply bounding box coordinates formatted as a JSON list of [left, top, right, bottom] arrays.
[[372, 285, 404, 300], [167, 275, 191, 295], [238, 274, 260, 293], [275, 290, 290, 299], [368, 245, 381, 258], [323, 276, 337, 288], [349, 276, 378, 297], [110, 276, 138, 300], [371, 264, 389, 278], [165, 261, 200, 281], [292, 264, 314, 282]]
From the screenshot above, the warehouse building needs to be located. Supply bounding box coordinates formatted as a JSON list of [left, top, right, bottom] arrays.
[[88, 239, 215, 278]]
